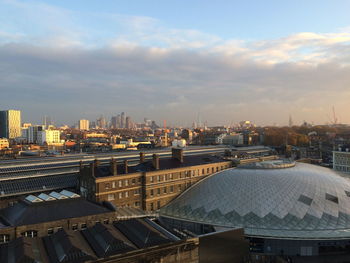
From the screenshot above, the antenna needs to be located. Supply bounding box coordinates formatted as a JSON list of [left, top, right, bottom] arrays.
[[332, 106, 338, 125]]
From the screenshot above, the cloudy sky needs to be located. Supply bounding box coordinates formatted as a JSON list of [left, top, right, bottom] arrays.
[[1, 0, 350, 126]]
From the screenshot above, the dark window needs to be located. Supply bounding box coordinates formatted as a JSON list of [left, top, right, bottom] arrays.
[[132, 178, 136, 184], [150, 189, 154, 196], [157, 201, 161, 209], [81, 223, 87, 230], [298, 195, 313, 206], [0, 234, 10, 244], [103, 219, 109, 224], [157, 188, 161, 195], [326, 193, 339, 204], [345, 191, 350, 197], [163, 187, 167, 194], [72, 224, 78, 231], [47, 228, 54, 235]]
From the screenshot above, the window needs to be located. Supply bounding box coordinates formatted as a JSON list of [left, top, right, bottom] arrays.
[[157, 201, 161, 209], [212, 167, 214, 173], [150, 176, 154, 183], [150, 203, 154, 211], [125, 180, 129, 186], [326, 193, 339, 204], [207, 168, 210, 173], [119, 192, 123, 199], [21, 230, 38, 238], [56, 227, 63, 232], [169, 173, 173, 179], [216, 167, 219, 172], [157, 175, 160, 182], [163, 187, 167, 194], [150, 189, 154, 196], [134, 201, 140, 207], [81, 223, 87, 230], [72, 224, 78, 231], [134, 189, 140, 195], [105, 183, 110, 190], [47, 228, 54, 235], [107, 193, 115, 201], [125, 191, 129, 198], [132, 178, 136, 184], [202, 169, 205, 174], [112, 181, 116, 188], [179, 185, 182, 191], [157, 188, 161, 195], [103, 219, 109, 224], [118, 180, 123, 187], [170, 186, 174, 193], [0, 234, 10, 244]]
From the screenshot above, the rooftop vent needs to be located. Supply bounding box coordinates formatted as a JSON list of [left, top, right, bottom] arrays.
[[60, 190, 80, 198], [25, 195, 44, 203], [38, 193, 56, 201], [49, 191, 69, 200]]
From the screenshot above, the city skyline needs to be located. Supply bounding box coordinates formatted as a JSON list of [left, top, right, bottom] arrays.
[[1, 0, 350, 126]]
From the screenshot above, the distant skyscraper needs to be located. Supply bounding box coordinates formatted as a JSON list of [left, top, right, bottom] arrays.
[[97, 116, 106, 129], [125, 116, 131, 129], [43, 115, 53, 127], [111, 116, 118, 129], [117, 114, 121, 128], [0, 109, 21, 139], [121, 112, 125, 128], [79, 119, 89, 130], [289, 115, 293, 127]]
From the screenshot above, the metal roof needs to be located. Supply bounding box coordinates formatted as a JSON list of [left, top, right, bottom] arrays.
[[160, 162, 350, 239]]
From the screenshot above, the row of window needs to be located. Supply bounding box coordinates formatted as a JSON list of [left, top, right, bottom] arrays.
[[105, 177, 141, 190], [148, 165, 229, 184], [107, 189, 141, 201]]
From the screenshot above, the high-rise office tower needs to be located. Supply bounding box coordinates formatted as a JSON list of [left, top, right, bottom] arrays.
[[0, 109, 22, 139], [79, 119, 90, 130], [111, 116, 119, 129], [117, 114, 121, 128], [121, 112, 125, 128], [125, 116, 131, 129]]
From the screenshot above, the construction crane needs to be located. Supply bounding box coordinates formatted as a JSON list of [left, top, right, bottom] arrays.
[[327, 106, 338, 125]]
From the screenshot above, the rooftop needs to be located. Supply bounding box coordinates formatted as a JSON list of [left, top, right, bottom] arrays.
[[0, 219, 181, 263], [93, 154, 227, 178]]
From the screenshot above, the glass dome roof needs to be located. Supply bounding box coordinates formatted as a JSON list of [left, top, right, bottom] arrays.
[[160, 162, 350, 239]]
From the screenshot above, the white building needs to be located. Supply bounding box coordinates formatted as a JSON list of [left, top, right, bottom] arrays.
[[79, 119, 89, 130], [172, 139, 186, 148], [37, 130, 61, 145], [0, 109, 21, 139], [333, 149, 350, 174]]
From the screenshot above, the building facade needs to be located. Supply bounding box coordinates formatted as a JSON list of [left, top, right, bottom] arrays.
[[0, 138, 9, 150], [37, 129, 61, 145], [79, 119, 90, 130], [79, 149, 232, 211], [333, 149, 350, 174], [0, 109, 21, 139]]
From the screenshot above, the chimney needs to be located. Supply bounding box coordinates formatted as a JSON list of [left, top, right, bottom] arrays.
[[110, 158, 117, 176], [124, 160, 128, 174], [89, 162, 95, 177], [152, 154, 160, 170], [140, 152, 145, 163], [172, 148, 184, 163]]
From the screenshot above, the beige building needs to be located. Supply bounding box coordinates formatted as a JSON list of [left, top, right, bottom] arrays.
[[79, 119, 89, 130], [0, 109, 21, 139], [0, 138, 9, 150]]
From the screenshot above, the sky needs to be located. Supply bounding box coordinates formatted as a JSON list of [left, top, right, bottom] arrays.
[[0, 0, 350, 126]]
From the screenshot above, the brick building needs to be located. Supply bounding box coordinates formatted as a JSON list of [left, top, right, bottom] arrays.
[[79, 148, 232, 211]]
